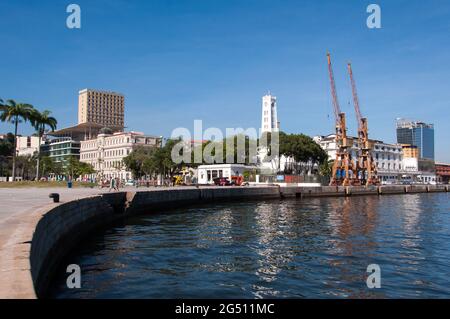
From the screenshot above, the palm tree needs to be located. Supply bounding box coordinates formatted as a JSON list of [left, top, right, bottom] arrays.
[[0, 100, 35, 181], [33, 110, 57, 180]]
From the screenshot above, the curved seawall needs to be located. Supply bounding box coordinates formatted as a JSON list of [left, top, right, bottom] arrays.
[[0, 185, 447, 298]]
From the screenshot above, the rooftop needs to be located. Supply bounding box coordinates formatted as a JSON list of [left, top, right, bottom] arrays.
[[78, 88, 124, 96], [396, 119, 434, 129]]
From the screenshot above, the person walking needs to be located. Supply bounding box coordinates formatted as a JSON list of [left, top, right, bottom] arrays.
[[109, 178, 115, 192]]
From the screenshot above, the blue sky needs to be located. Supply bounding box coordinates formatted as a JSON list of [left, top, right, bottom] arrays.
[[0, 0, 449, 162]]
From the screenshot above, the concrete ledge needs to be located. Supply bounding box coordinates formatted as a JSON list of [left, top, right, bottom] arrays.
[[379, 185, 407, 195], [125, 187, 280, 216], [281, 186, 347, 198], [406, 185, 428, 193], [30, 195, 123, 297], [427, 185, 447, 192], [346, 186, 379, 196]]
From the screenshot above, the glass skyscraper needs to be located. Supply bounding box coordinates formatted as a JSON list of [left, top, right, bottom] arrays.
[[396, 119, 434, 160]]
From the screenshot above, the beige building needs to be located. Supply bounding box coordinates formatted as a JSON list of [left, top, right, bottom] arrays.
[[78, 89, 125, 129], [80, 131, 162, 180], [401, 144, 419, 159]]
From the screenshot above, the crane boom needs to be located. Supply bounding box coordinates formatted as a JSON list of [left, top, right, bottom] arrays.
[[347, 63, 363, 127], [326, 52, 355, 186], [346, 62, 379, 186], [327, 53, 341, 123]]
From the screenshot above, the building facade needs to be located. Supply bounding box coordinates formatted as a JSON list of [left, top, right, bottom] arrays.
[[80, 131, 162, 180], [396, 119, 434, 160], [197, 164, 250, 184], [40, 138, 81, 163], [261, 93, 279, 134], [78, 89, 125, 129], [16, 135, 45, 156], [435, 163, 450, 184], [314, 134, 408, 183], [401, 144, 419, 159]]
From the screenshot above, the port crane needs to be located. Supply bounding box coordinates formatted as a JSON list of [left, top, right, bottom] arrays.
[[326, 53, 355, 186], [347, 62, 378, 186]]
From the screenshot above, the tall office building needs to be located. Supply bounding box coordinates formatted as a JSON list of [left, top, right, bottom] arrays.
[[261, 93, 279, 134], [78, 89, 125, 129], [396, 119, 434, 160]]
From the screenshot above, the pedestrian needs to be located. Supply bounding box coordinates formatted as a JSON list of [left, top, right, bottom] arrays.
[[109, 178, 115, 192], [115, 177, 120, 191]]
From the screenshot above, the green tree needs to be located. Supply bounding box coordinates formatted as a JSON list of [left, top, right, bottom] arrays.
[[61, 156, 95, 178], [198, 134, 257, 165], [0, 100, 36, 181], [39, 156, 53, 178], [77, 161, 95, 176], [278, 132, 328, 175], [0, 132, 15, 157], [319, 160, 333, 177], [32, 109, 57, 180], [124, 139, 185, 180], [155, 138, 184, 178], [15, 154, 36, 180], [123, 146, 156, 178]]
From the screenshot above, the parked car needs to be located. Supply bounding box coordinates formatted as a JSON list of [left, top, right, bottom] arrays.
[[213, 177, 231, 186]]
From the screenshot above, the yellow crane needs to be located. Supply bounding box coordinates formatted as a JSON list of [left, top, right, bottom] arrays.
[[347, 62, 379, 186], [327, 53, 356, 186]]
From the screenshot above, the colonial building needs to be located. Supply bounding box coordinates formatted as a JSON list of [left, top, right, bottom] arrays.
[[313, 134, 421, 183], [80, 131, 162, 180]]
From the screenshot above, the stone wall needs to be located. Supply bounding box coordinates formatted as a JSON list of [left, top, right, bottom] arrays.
[[30, 187, 281, 297], [30, 194, 124, 297]]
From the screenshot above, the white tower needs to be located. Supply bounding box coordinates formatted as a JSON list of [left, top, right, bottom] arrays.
[[261, 93, 279, 134]]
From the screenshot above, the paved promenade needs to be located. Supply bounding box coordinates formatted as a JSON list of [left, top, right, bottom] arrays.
[[0, 185, 192, 298], [0, 187, 107, 298], [0, 186, 196, 220]]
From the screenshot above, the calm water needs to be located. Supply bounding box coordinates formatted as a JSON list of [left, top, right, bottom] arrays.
[[50, 193, 450, 298]]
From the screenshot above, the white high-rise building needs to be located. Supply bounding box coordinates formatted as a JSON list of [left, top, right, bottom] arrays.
[[261, 93, 279, 134]]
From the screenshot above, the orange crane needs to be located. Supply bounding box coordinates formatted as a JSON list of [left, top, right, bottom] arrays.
[[347, 62, 378, 186], [327, 53, 355, 186]]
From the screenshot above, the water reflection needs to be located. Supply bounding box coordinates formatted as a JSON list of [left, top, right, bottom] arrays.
[[50, 193, 450, 299], [252, 201, 298, 297]]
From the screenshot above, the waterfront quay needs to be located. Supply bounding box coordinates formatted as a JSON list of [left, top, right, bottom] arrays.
[[0, 185, 448, 298]]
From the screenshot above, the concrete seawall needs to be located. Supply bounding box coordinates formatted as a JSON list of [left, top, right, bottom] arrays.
[[0, 185, 447, 298]]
